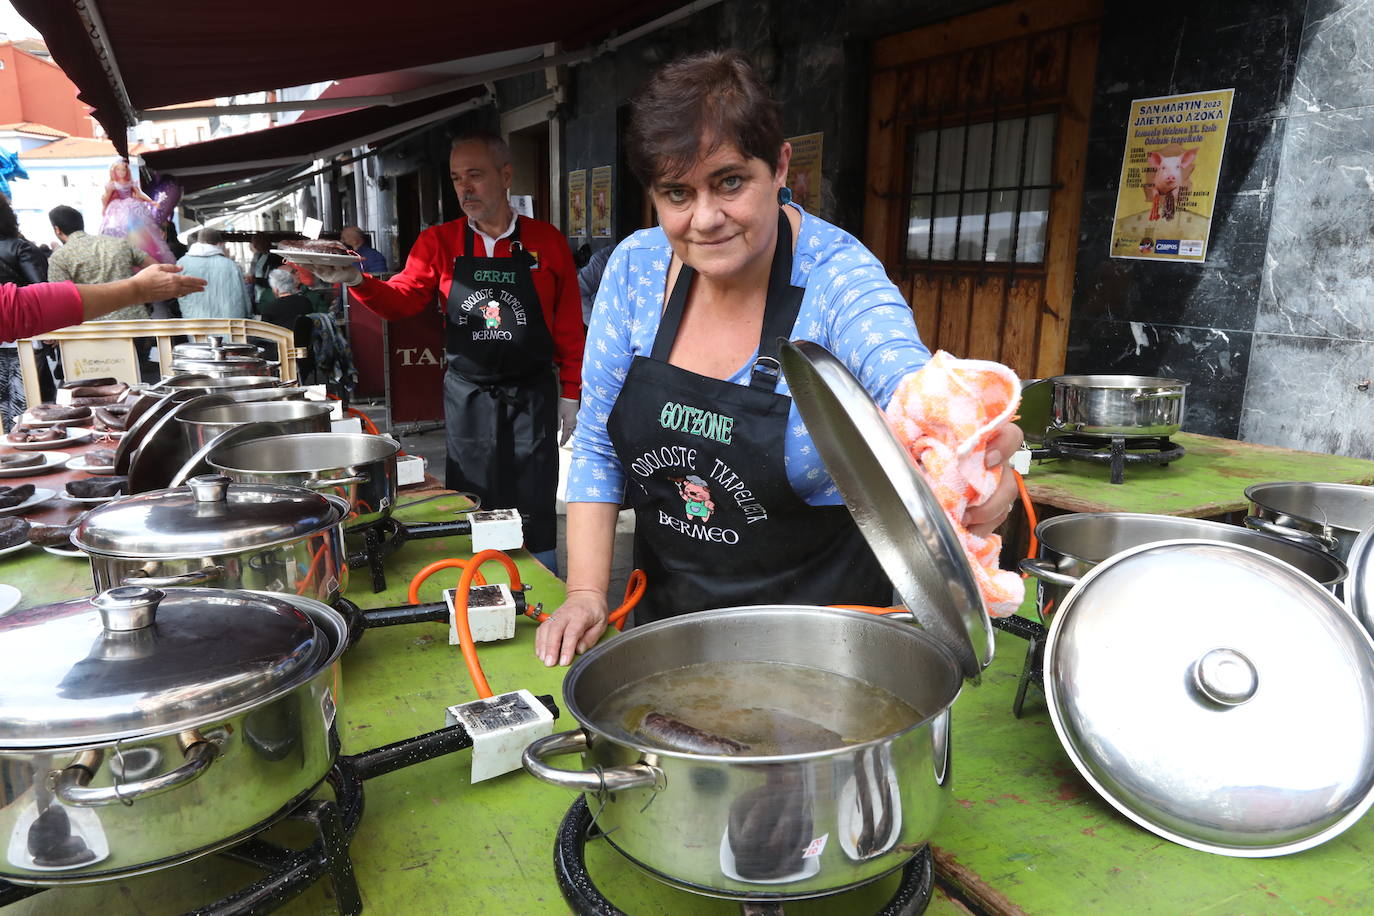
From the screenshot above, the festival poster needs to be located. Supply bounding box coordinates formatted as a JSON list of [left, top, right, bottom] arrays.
[[1110, 88, 1234, 263], [785, 132, 823, 213], [591, 166, 613, 238], [567, 169, 587, 238]]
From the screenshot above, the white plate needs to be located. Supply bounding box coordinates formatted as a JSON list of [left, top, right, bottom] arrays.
[[0, 583, 19, 613], [0, 452, 69, 478], [271, 248, 361, 268], [0, 542, 30, 559], [66, 454, 119, 475], [74, 425, 128, 440], [43, 546, 85, 558], [0, 488, 55, 517], [62, 491, 121, 505], [8, 428, 94, 450], [17, 410, 92, 428]]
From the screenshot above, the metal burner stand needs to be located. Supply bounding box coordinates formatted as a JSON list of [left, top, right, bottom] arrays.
[[1036, 434, 1186, 485], [553, 797, 934, 916], [347, 517, 474, 592], [0, 699, 559, 916]]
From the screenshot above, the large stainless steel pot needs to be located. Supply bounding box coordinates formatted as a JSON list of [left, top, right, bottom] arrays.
[[177, 400, 332, 453], [1021, 512, 1349, 616], [0, 585, 345, 884], [209, 433, 399, 530], [524, 606, 960, 900], [1049, 375, 1187, 438], [1244, 481, 1374, 561], [72, 475, 349, 602]]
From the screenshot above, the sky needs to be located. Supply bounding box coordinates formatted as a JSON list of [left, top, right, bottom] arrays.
[[0, 2, 39, 41]]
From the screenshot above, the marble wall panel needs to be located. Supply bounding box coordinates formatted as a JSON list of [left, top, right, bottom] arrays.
[[1240, 333, 1374, 458], [1065, 318, 1253, 439], [1290, 0, 1374, 114], [1256, 106, 1374, 340]]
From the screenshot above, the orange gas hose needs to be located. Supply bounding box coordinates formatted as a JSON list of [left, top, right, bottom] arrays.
[[408, 551, 524, 700], [521, 568, 647, 632], [1013, 469, 1038, 572]]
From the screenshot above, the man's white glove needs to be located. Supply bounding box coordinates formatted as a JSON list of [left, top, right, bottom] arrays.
[[558, 397, 579, 446], [310, 263, 364, 287]]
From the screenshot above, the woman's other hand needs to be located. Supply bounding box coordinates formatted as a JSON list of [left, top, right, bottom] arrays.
[[535, 589, 610, 667], [963, 422, 1024, 537]]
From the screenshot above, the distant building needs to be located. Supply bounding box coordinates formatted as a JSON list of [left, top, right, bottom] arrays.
[[0, 39, 97, 139], [15, 137, 151, 247]]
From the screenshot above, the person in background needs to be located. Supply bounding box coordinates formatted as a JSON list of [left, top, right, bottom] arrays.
[[534, 50, 1022, 666], [248, 233, 283, 307], [175, 227, 252, 319], [258, 267, 316, 330], [577, 244, 614, 328], [341, 226, 387, 274], [0, 194, 50, 427], [0, 263, 205, 344], [312, 131, 585, 575], [47, 205, 153, 321]]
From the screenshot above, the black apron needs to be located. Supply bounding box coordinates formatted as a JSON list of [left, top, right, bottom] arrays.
[[607, 210, 891, 625], [443, 219, 558, 554]]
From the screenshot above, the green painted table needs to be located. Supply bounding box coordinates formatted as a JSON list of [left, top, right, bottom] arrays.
[[1023, 432, 1374, 517], [1, 493, 968, 915]]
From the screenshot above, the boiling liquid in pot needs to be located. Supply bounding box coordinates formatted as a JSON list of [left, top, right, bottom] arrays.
[[592, 660, 923, 756]]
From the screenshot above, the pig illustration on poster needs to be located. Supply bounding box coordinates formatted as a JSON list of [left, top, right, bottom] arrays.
[[1142, 143, 1198, 222]]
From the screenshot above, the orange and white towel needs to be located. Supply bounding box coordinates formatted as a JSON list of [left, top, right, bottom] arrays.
[[885, 351, 1023, 618]]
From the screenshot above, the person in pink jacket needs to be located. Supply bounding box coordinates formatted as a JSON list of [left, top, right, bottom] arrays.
[[0, 262, 205, 343]]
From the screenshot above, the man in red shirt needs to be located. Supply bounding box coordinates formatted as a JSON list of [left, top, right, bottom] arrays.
[[314, 131, 584, 572]]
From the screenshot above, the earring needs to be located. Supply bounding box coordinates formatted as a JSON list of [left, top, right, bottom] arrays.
[[778, 187, 793, 206]]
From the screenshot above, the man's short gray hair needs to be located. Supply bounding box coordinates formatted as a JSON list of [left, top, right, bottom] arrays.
[[268, 267, 299, 295], [451, 130, 511, 169]]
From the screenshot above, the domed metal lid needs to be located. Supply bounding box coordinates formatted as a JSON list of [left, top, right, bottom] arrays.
[[1046, 539, 1374, 857], [171, 335, 262, 360], [73, 475, 342, 558], [0, 586, 325, 745], [779, 340, 991, 682]]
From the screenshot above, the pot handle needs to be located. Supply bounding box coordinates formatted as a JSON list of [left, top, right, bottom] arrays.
[[122, 565, 225, 588], [1017, 558, 1081, 589], [1243, 516, 1337, 551], [522, 729, 662, 793], [304, 474, 369, 489], [53, 732, 218, 807], [1131, 389, 1185, 401]]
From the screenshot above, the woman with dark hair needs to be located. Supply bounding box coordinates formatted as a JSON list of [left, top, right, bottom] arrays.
[[535, 50, 1022, 666], [0, 194, 51, 427]]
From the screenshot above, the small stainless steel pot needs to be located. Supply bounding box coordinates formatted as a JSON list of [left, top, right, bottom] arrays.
[[1049, 375, 1187, 439], [524, 606, 960, 900], [177, 400, 333, 453], [209, 433, 400, 529], [1244, 481, 1374, 562], [72, 475, 349, 603], [1022, 512, 1349, 617], [169, 355, 276, 378], [0, 586, 346, 884], [170, 335, 263, 361]]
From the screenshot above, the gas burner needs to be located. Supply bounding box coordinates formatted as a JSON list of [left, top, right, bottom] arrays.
[[346, 516, 472, 592], [553, 797, 934, 916], [1036, 435, 1185, 485], [0, 700, 558, 916]]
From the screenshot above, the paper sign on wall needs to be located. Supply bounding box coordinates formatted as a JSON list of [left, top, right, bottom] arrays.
[[567, 169, 587, 238], [591, 166, 613, 239], [786, 132, 823, 213], [1110, 88, 1234, 263]]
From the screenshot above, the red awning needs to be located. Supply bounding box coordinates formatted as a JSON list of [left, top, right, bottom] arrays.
[[13, 1, 675, 154]]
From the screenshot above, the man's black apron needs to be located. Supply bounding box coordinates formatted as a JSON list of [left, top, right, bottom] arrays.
[[444, 219, 557, 554], [607, 210, 891, 624]]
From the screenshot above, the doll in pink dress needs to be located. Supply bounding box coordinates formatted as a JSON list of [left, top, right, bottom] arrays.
[[100, 159, 174, 263]]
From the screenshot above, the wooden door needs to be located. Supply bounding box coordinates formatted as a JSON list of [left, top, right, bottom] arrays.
[[864, 0, 1100, 378]]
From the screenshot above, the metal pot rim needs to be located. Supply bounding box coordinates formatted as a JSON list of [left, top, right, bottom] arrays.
[[0, 591, 347, 750], [563, 604, 964, 764], [1244, 481, 1374, 533], [209, 433, 400, 475], [1052, 374, 1188, 389]]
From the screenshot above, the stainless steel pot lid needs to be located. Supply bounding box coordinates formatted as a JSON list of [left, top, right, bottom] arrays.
[[171, 336, 262, 360], [779, 340, 991, 681], [171, 355, 271, 371], [73, 475, 343, 558], [1349, 526, 1374, 634], [1045, 539, 1374, 857], [0, 586, 325, 745]]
